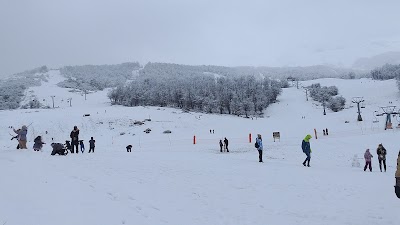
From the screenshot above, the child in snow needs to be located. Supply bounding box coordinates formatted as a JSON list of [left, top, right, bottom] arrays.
[[88, 137, 95, 153], [65, 140, 72, 152], [126, 145, 132, 152], [364, 149, 373, 172], [79, 140, 85, 153], [33, 136, 45, 151]]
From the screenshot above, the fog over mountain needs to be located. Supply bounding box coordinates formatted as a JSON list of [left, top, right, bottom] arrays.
[[353, 51, 400, 70], [1, 0, 400, 77]]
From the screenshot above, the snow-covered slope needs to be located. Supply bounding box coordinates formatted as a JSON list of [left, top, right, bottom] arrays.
[[1, 75, 399, 225]]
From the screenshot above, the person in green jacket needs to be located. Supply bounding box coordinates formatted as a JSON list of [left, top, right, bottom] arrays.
[[301, 134, 312, 167]]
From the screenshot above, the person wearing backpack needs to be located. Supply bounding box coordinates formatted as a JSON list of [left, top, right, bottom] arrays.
[[255, 134, 263, 162], [302, 134, 312, 167]]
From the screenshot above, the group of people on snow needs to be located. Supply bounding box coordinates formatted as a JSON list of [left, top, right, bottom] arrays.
[[11, 125, 95, 155], [363, 144, 388, 172], [219, 137, 229, 152]]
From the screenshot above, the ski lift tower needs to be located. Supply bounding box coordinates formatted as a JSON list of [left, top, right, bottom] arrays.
[[352, 97, 364, 121], [376, 106, 399, 130]]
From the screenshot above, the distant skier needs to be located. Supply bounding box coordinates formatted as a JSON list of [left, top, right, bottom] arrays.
[[88, 137, 95, 153], [70, 126, 79, 154], [13, 125, 28, 149], [126, 145, 132, 152], [224, 137, 229, 152], [219, 140, 223, 152], [377, 143, 387, 172], [302, 134, 312, 167], [255, 134, 263, 162], [363, 149, 373, 172], [33, 136, 45, 151]]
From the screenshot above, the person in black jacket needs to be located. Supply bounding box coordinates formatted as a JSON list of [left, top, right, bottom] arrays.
[[224, 137, 229, 152], [219, 140, 223, 152], [70, 126, 80, 154], [377, 143, 387, 172], [88, 137, 95, 153]]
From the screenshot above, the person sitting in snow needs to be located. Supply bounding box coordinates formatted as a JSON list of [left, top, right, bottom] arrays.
[[51, 143, 68, 155], [33, 136, 45, 151], [301, 134, 312, 167], [377, 143, 387, 172], [364, 149, 373, 172]]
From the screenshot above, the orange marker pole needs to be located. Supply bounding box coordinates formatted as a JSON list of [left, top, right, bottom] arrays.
[[314, 129, 317, 140]]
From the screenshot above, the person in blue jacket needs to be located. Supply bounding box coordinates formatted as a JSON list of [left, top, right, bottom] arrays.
[[256, 134, 263, 162], [302, 134, 312, 167]]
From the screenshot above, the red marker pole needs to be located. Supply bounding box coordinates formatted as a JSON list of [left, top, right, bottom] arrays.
[[193, 135, 196, 144], [314, 129, 317, 140], [249, 133, 252, 143]]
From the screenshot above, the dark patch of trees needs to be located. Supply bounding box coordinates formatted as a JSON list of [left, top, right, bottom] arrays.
[[308, 83, 346, 112]]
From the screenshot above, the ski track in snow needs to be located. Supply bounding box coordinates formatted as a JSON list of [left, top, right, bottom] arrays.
[[1, 74, 400, 225]]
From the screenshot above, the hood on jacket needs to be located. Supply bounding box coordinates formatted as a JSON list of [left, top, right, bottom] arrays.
[[304, 134, 312, 142]]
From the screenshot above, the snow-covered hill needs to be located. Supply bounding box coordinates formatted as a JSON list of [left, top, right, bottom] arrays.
[[1, 75, 399, 225]]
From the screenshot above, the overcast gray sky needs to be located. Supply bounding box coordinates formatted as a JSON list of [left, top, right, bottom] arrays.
[[1, 0, 400, 76]]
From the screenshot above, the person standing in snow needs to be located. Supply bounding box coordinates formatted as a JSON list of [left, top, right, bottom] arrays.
[[301, 134, 312, 167], [219, 140, 223, 152], [33, 136, 45, 151], [256, 134, 263, 162], [395, 151, 400, 198], [224, 137, 229, 152], [13, 125, 28, 149], [70, 126, 79, 154], [377, 143, 387, 172], [88, 137, 95, 153], [79, 140, 85, 153], [364, 149, 373, 172]]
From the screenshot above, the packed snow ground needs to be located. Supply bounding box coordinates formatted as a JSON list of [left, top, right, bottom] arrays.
[[1, 72, 399, 225]]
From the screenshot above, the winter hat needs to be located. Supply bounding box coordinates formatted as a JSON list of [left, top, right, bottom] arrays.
[[22, 125, 27, 130]]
